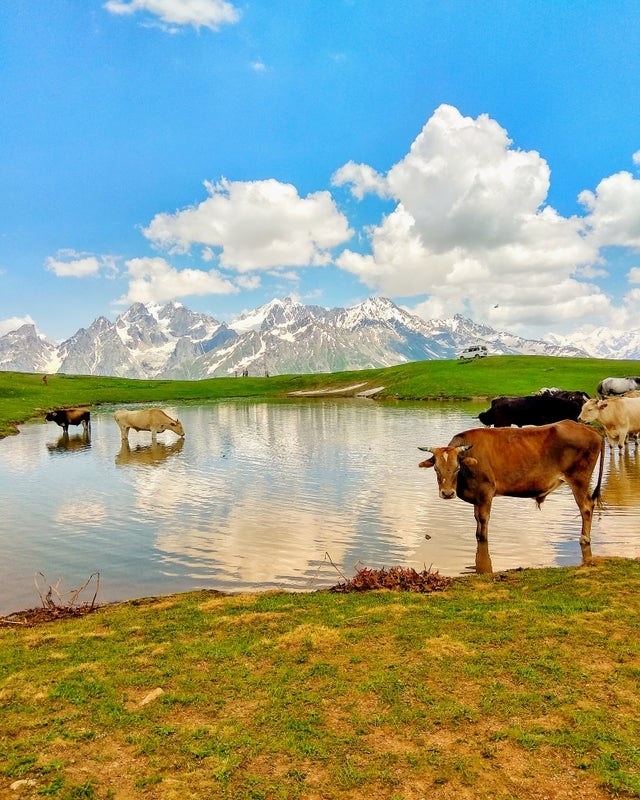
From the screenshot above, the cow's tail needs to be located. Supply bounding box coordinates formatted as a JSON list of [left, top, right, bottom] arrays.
[[591, 436, 606, 508]]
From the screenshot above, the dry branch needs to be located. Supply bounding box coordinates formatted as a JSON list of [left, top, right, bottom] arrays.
[[329, 565, 451, 593]]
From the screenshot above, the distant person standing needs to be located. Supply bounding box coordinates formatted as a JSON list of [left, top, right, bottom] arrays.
[[42, 375, 47, 385]]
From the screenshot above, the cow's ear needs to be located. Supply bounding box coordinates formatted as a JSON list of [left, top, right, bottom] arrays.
[[460, 456, 478, 467], [418, 457, 435, 469], [599, 401, 608, 409]]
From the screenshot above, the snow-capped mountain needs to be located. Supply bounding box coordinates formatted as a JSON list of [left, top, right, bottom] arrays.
[[0, 297, 592, 380], [546, 326, 640, 360], [0, 324, 60, 373]]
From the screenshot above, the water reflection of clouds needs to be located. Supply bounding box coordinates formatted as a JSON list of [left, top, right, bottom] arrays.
[[3, 402, 640, 614], [156, 496, 350, 587], [2, 422, 52, 472], [125, 403, 640, 580], [53, 499, 107, 528]]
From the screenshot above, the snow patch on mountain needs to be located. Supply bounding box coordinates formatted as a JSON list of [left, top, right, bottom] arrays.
[[0, 296, 600, 380], [546, 326, 640, 360]]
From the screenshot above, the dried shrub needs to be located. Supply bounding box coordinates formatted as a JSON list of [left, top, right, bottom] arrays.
[[329, 565, 451, 594], [0, 572, 101, 627]]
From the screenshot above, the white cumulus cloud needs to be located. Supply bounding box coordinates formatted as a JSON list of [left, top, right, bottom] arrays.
[[335, 104, 619, 334], [45, 251, 117, 278], [331, 161, 389, 199], [628, 267, 640, 284], [143, 178, 353, 272], [578, 171, 640, 248], [104, 0, 240, 31], [115, 257, 238, 305]]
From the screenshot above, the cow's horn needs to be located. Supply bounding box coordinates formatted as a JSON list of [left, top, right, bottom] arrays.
[[417, 446, 435, 452]]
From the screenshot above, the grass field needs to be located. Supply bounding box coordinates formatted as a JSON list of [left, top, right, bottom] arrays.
[[2, 356, 640, 799], [2, 560, 640, 799]]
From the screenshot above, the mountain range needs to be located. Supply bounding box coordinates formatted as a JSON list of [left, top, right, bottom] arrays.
[[0, 296, 637, 380]]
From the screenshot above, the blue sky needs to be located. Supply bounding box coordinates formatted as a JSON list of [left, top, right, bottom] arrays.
[[2, 0, 640, 343]]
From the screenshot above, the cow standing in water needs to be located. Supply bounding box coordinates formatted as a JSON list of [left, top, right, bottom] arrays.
[[45, 407, 90, 434], [478, 393, 587, 427], [114, 408, 185, 442], [579, 396, 640, 449], [418, 420, 605, 547]]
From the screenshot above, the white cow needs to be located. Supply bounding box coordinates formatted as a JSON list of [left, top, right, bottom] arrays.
[[579, 397, 640, 449], [114, 409, 185, 442], [596, 377, 640, 399]]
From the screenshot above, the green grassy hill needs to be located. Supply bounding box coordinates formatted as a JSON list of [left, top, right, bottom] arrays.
[[1, 354, 638, 437]]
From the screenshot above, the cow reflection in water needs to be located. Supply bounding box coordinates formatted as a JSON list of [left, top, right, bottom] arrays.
[[602, 448, 640, 509], [115, 437, 184, 467], [47, 431, 91, 454], [473, 540, 493, 574]]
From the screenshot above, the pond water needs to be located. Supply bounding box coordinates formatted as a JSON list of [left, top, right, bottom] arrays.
[[1, 399, 640, 615]]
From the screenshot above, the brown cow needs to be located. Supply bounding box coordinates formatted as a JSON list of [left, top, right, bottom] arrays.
[[45, 407, 91, 434], [418, 420, 605, 546]]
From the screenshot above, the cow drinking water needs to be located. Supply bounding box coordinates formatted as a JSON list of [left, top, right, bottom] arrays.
[[114, 408, 185, 442], [418, 420, 605, 547]]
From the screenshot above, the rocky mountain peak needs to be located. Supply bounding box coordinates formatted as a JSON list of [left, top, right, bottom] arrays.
[[0, 296, 610, 380]]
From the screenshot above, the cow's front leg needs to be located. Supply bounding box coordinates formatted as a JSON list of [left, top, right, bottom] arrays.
[[473, 498, 492, 542], [568, 479, 595, 546]]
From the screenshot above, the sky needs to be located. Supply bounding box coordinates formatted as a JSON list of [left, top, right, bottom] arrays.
[[2, 0, 640, 344]]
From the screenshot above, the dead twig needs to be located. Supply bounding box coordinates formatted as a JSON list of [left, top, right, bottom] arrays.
[[1, 572, 102, 627], [324, 551, 349, 582]]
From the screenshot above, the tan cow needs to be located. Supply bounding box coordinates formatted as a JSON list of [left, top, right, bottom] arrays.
[[578, 396, 640, 449], [114, 408, 185, 442], [418, 420, 605, 547]]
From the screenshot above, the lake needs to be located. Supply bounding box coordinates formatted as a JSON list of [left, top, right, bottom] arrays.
[[1, 399, 640, 615]]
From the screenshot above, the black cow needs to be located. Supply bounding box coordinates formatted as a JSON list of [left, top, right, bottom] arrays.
[[478, 394, 586, 428], [45, 407, 91, 434], [536, 389, 590, 406]]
